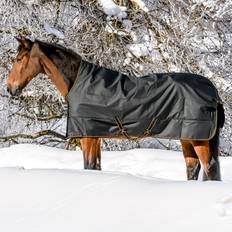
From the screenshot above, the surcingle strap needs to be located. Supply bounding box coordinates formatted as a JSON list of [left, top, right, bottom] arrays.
[[115, 116, 132, 140], [143, 117, 157, 137], [115, 116, 157, 140]]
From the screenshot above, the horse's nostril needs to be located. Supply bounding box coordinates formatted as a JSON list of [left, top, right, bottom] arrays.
[[7, 87, 10, 93], [15, 88, 22, 96]]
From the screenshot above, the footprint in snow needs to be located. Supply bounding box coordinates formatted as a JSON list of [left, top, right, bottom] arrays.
[[216, 195, 232, 217]]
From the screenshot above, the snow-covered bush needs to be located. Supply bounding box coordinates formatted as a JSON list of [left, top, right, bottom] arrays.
[[0, 0, 231, 154]]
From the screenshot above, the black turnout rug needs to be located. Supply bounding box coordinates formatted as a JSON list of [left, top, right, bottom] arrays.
[[67, 60, 221, 140]]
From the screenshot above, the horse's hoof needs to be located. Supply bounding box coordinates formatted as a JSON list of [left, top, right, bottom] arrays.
[[84, 162, 101, 170]]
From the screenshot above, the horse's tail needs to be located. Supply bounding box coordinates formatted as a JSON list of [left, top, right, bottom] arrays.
[[204, 102, 224, 180], [209, 102, 224, 153], [217, 103, 225, 129], [210, 102, 225, 156]]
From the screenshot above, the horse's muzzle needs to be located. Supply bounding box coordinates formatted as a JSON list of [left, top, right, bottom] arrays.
[[7, 86, 22, 96]]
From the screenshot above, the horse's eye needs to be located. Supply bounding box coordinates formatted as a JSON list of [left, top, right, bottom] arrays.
[[16, 57, 22, 62]]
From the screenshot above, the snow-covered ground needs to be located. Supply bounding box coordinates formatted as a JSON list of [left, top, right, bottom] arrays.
[[0, 144, 232, 232]]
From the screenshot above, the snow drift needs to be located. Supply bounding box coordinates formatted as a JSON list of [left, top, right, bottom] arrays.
[[0, 144, 232, 231]]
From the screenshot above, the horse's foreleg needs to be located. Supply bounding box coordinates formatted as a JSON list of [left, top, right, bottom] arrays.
[[80, 138, 101, 170], [181, 140, 201, 180], [192, 139, 221, 181]]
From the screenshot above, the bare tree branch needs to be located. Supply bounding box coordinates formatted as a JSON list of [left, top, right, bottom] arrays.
[[0, 130, 66, 141]]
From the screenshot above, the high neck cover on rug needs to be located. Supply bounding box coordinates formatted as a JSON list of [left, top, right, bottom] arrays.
[[66, 60, 221, 140]]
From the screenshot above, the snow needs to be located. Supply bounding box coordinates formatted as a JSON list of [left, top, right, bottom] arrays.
[[126, 43, 160, 59], [98, 0, 127, 19], [132, 0, 149, 12], [99, 0, 149, 16], [23, 0, 40, 6], [0, 144, 232, 231], [126, 29, 159, 58], [122, 19, 132, 32], [193, 0, 216, 8], [44, 23, 65, 39], [100, 1, 133, 35]]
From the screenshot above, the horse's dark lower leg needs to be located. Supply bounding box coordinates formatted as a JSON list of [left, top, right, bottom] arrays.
[[192, 135, 221, 181], [205, 131, 221, 181], [202, 156, 220, 181], [181, 140, 201, 180], [192, 104, 223, 181], [80, 138, 101, 170]]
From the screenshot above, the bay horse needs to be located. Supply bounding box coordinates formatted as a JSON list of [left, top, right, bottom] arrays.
[[7, 37, 225, 180]]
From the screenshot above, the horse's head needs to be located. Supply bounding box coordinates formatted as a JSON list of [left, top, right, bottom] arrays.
[[7, 37, 77, 98], [7, 37, 44, 96]]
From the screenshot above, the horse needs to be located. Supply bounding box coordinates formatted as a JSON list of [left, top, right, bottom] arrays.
[[7, 37, 225, 180]]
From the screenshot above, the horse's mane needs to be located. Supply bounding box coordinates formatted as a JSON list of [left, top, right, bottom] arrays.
[[32, 40, 82, 88], [35, 39, 81, 60]]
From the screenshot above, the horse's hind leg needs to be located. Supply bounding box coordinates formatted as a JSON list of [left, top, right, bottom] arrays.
[[192, 136, 221, 181], [181, 140, 201, 180], [80, 138, 101, 170]]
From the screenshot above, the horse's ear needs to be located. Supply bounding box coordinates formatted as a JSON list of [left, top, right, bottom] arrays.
[[15, 37, 33, 50]]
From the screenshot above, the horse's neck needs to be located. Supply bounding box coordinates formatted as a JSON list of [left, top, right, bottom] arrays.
[[42, 52, 81, 98], [48, 53, 81, 91]]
